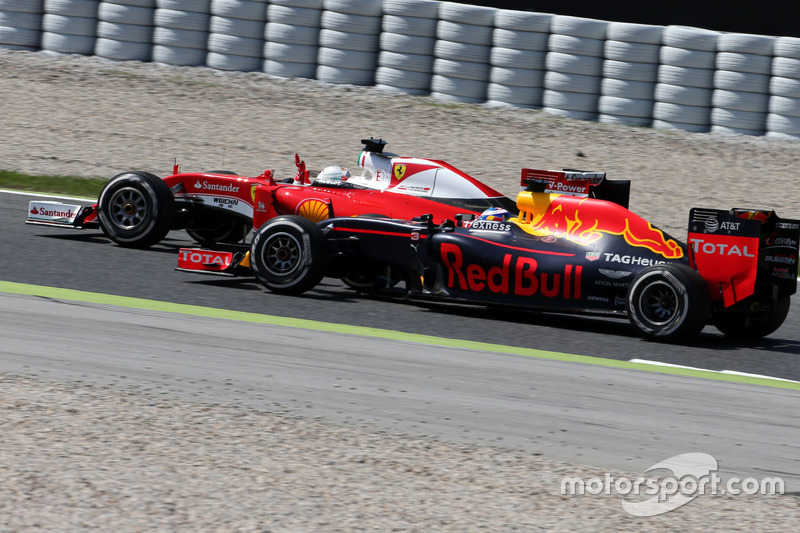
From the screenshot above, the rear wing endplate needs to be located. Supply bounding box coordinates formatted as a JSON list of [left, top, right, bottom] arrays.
[[689, 208, 799, 306]]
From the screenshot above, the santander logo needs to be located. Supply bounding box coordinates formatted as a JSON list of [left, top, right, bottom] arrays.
[[194, 180, 240, 193], [31, 206, 77, 218]]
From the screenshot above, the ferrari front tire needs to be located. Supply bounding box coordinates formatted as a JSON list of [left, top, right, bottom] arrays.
[[627, 264, 710, 342], [250, 215, 328, 295], [97, 171, 175, 248]]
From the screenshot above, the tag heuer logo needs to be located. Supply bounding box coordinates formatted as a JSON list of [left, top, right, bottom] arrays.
[[586, 251, 601, 261], [393, 164, 407, 181]]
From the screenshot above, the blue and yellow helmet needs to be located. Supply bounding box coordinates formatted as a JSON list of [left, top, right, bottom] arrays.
[[476, 207, 511, 221]]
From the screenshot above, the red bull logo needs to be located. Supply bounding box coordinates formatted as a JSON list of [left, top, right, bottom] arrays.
[[515, 192, 684, 259], [440, 242, 582, 299]]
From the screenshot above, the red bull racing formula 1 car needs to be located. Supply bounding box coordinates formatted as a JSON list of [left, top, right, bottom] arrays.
[[179, 167, 799, 342], [25, 138, 514, 248]]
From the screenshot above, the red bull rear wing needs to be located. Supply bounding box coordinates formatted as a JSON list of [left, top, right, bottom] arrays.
[[689, 208, 799, 307]]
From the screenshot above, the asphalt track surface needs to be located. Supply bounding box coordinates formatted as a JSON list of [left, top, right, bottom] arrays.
[[3, 190, 800, 489], [4, 191, 800, 381]]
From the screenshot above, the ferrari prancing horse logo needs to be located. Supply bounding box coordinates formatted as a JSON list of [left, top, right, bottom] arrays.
[[393, 164, 407, 181]]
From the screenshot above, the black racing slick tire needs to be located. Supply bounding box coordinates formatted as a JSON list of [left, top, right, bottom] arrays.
[[97, 171, 175, 248], [341, 263, 404, 293], [627, 264, 711, 342], [186, 215, 250, 245], [250, 215, 329, 295], [713, 298, 791, 339]]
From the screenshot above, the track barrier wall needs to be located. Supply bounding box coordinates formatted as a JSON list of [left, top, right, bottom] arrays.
[[3, 0, 800, 139]]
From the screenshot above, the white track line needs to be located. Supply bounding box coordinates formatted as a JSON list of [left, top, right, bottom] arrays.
[[629, 358, 800, 384], [1, 188, 93, 202]]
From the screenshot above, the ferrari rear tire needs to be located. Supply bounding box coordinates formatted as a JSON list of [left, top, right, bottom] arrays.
[[97, 171, 174, 248], [627, 264, 710, 341], [712, 298, 791, 339], [250, 215, 328, 295]]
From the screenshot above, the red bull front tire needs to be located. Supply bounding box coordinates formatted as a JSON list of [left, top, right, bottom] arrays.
[[627, 264, 711, 342], [250, 215, 329, 295]]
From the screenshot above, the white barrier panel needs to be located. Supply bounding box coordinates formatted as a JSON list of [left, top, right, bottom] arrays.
[[2, 0, 800, 138]]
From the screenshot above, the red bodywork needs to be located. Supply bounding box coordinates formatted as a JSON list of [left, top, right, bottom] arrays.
[[81, 154, 511, 233]]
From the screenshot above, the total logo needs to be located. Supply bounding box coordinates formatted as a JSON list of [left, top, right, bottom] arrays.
[[689, 238, 755, 257], [194, 180, 240, 193], [178, 249, 232, 268]]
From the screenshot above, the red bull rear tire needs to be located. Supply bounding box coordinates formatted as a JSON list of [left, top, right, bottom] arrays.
[[712, 297, 790, 339], [627, 264, 711, 342]]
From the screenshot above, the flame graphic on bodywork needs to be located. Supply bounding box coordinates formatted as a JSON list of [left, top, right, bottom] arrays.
[[515, 193, 684, 259]]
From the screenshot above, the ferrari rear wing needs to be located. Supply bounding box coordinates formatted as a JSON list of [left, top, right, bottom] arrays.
[[689, 207, 799, 307]]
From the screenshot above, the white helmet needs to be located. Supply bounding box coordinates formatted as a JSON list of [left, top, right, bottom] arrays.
[[317, 165, 351, 182]]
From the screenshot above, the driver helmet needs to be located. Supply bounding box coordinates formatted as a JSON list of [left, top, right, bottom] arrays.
[[316, 165, 351, 182], [476, 207, 511, 221]]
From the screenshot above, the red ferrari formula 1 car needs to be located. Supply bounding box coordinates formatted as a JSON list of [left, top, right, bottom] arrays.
[[25, 138, 514, 248], [180, 168, 799, 342]]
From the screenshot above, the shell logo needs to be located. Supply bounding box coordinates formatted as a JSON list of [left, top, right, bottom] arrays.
[[296, 199, 330, 222]]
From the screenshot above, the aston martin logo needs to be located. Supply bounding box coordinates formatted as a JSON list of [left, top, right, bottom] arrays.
[[599, 269, 631, 279], [393, 164, 407, 181], [297, 199, 330, 222]]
